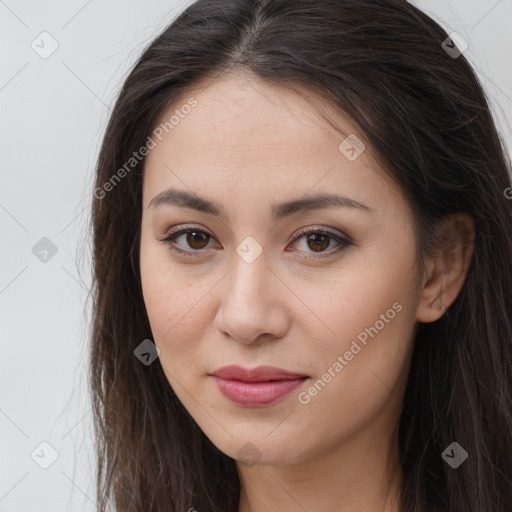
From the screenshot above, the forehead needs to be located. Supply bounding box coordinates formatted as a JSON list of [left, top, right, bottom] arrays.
[[150, 72, 359, 156], [142, 72, 403, 217]]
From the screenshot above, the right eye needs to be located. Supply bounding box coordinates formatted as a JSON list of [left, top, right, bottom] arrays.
[[160, 226, 220, 256]]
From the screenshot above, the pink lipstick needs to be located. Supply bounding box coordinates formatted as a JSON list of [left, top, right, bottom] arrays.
[[211, 365, 308, 407]]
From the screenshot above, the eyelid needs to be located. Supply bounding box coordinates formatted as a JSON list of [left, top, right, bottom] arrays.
[[163, 223, 214, 238], [288, 225, 351, 244]]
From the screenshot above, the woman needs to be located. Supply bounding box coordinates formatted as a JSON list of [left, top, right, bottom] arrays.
[[89, 0, 512, 511]]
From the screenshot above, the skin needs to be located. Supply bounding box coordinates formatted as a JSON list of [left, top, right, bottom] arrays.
[[139, 72, 474, 512]]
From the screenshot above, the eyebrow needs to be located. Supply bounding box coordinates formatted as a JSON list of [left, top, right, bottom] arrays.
[[148, 187, 374, 221]]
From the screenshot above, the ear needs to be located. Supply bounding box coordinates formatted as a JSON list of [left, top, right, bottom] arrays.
[[416, 213, 475, 323]]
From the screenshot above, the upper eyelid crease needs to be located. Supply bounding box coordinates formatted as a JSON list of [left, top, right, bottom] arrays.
[[148, 187, 374, 222]]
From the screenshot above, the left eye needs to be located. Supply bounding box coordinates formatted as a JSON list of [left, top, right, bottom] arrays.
[[160, 227, 351, 257], [290, 228, 350, 255]]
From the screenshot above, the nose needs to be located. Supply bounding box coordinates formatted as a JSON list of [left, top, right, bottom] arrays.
[[213, 251, 290, 344]]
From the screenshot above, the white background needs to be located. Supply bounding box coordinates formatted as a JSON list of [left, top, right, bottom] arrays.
[[1, 1, 511, 510]]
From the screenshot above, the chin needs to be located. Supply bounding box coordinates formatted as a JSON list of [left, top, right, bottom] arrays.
[[208, 430, 311, 467]]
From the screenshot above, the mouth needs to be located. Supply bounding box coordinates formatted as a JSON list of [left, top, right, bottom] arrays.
[[210, 365, 309, 407]]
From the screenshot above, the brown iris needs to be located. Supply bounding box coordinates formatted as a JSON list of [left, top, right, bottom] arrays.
[[186, 231, 210, 249], [306, 233, 330, 252]]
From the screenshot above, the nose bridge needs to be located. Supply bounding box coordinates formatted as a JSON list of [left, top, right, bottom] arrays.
[[214, 243, 288, 343], [226, 245, 271, 311]]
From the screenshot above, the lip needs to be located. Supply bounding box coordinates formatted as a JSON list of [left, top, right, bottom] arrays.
[[210, 365, 309, 407]]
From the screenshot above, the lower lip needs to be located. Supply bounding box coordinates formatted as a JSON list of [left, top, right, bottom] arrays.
[[212, 376, 307, 406]]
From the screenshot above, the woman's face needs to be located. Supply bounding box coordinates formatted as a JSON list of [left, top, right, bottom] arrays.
[[139, 73, 423, 466]]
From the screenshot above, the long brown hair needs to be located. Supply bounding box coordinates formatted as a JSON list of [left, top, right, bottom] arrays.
[[88, 1, 512, 510]]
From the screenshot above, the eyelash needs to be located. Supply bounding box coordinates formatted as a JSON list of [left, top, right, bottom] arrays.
[[158, 225, 352, 259]]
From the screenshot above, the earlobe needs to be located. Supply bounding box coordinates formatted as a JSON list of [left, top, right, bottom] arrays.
[[416, 213, 475, 323]]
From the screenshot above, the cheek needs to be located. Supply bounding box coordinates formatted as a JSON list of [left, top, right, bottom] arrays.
[[139, 245, 214, 376], [292, 302, 415, 461], [141, 275, 207, 350], [300, 256, 410, 353], [140, 272, 211, 408], [296, 255, 417, 414]]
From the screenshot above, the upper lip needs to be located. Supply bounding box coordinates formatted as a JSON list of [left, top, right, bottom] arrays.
[[211, 365, 308, 382]]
